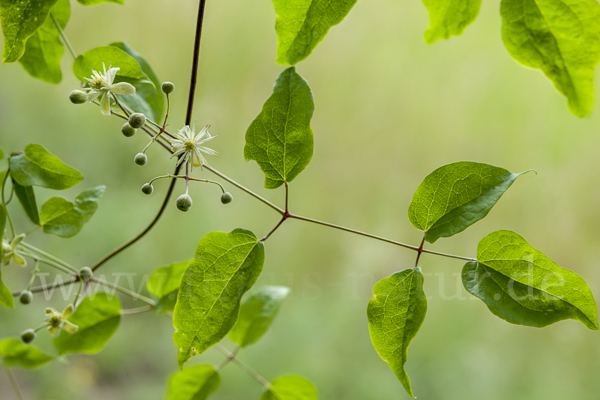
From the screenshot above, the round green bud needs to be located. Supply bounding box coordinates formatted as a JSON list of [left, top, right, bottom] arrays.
[[176, 194, 193, 212], [220, 192, 233, 204], [121, 122, 136, 137], [141, 183, 154, 195], [19, 290, 33, 305], [128, 113, 146, 129], [21, 329, 36, 344], [69, 90, 88, 104], [134, 153, 147, 166], [79, 266, 93, 282], [161, 81, 175, 94]]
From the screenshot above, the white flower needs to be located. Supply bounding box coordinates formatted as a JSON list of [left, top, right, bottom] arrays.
[[169, 124, 218, 169], [85, 63, 136, 116], [45, 305, 78, 336]]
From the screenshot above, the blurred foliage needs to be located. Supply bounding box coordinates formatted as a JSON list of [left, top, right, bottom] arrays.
[[1, 0, 600, 399]]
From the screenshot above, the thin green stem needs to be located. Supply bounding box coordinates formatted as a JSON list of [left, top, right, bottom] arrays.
[[50, 13, 76, 59], [414, 234, 426, 269], [186, 0, 208, 125], [1, 168, 16, 237], [204, 165, 285, 215], [420, 248, 476, 262], [111, 94, 130, 118], [214, 344, 270, 389], [89, 277, 155, 306], [4, 368, 24, 400], [288, 213, 420, 251], [20, 242, 77, 272], [121, 305, 154, 315], [149, 174, 225, 192], [12, 277, 78, 297]]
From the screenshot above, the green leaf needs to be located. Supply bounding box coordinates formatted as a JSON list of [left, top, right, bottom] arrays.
[[272, 0, 358, 65], [408, 161, 527, 243], [167, 365, 221, 400], [173, 228, 265, 369], [464, 261, 594, 328], [18, 0, 70, 84], [147, 260, 191, 314], [473, 230, 598, 330], [40, 186, 105, 238], [77, 0, 124, 5], [229, 285, 290, 348], [12, 178, 40, 225], [367, 268, 427, 399], [110, 42, 164, 122], [73, 46, 147, 82], [421, 0, 481, 43], [261, 376, 318, 400], [9, 144, 83, 190], [244, 67, 314, 189], [0, 0, 58, 63], [0, 339, 52, 369], [53, 293, 122, 354], [0, 267, 14, 309], [500, 0, 600, 117]]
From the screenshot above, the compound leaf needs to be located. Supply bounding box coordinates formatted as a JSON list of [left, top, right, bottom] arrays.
[[261, 376, 318, 400], [408, 161, 527, 243], [229, 285, 290, 348], [167, 365, 221, 400], [40, 186, 105, 238], [0, 339, 52, 369], [272, 0, 358, 65], [368, 268, 427, 398], [0, 0, 58, 63], [9, 144, 83, 190], [53, 293, 122, 354], [421, 0, 481, 43], [500, 0, 600, 117], [244, 67, 314, 189], [473, 230, 598, 330], [173, 228, 264, 369]]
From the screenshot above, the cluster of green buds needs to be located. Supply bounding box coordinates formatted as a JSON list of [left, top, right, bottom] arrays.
[[68, 65, 231, 212]]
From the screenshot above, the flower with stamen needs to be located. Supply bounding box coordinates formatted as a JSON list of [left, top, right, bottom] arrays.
[[2, 234, 27, 267], [85, 63, 136, 116], [168, 124, 218, 169], [45, 305, 78, 336]]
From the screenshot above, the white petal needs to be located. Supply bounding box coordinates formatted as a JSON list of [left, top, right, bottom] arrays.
[[199, 146, 218, 156], [110, 82, 135, 95], [100, 93, 111, 116], [106, 67, 119, 85]]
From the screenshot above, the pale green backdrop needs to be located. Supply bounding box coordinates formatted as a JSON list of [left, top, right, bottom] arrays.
[[1, 0, 600, 399]]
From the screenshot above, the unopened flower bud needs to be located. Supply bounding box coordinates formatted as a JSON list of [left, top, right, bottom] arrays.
[[176, 194, 193, 212], [161, 82, 175, 94], [220, 192, 233, 204], [121, 122, 136, 137], [79, 267, 93, 282], [134, 153, 147, 166], [69, 90, 88, 104], [19, 290, 33, 305], [21, 329, 36, 344], [141, 183, 154, 195], [128, 113, 146, 129]]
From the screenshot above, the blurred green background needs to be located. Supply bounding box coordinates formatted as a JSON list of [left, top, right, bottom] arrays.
[[2, 0, 600, 399]]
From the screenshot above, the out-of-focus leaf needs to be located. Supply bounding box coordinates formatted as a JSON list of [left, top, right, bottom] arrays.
[[229, 285, 289, 347], [500, 0, 600, 117], [40, 186, 105, 238], [147, 260, 191, 314], [0, 339, 52, 368], [73, 46, 147, 82], [261, 375, 318, 400], [421, 0, 481, 43], [0, 0, 58, 63], [167, 365, 221, 400], [9, 144, 83, 190], [12, 178, 40, 225], [53, 293, 122, 354], [18, 0, 70, 83]]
